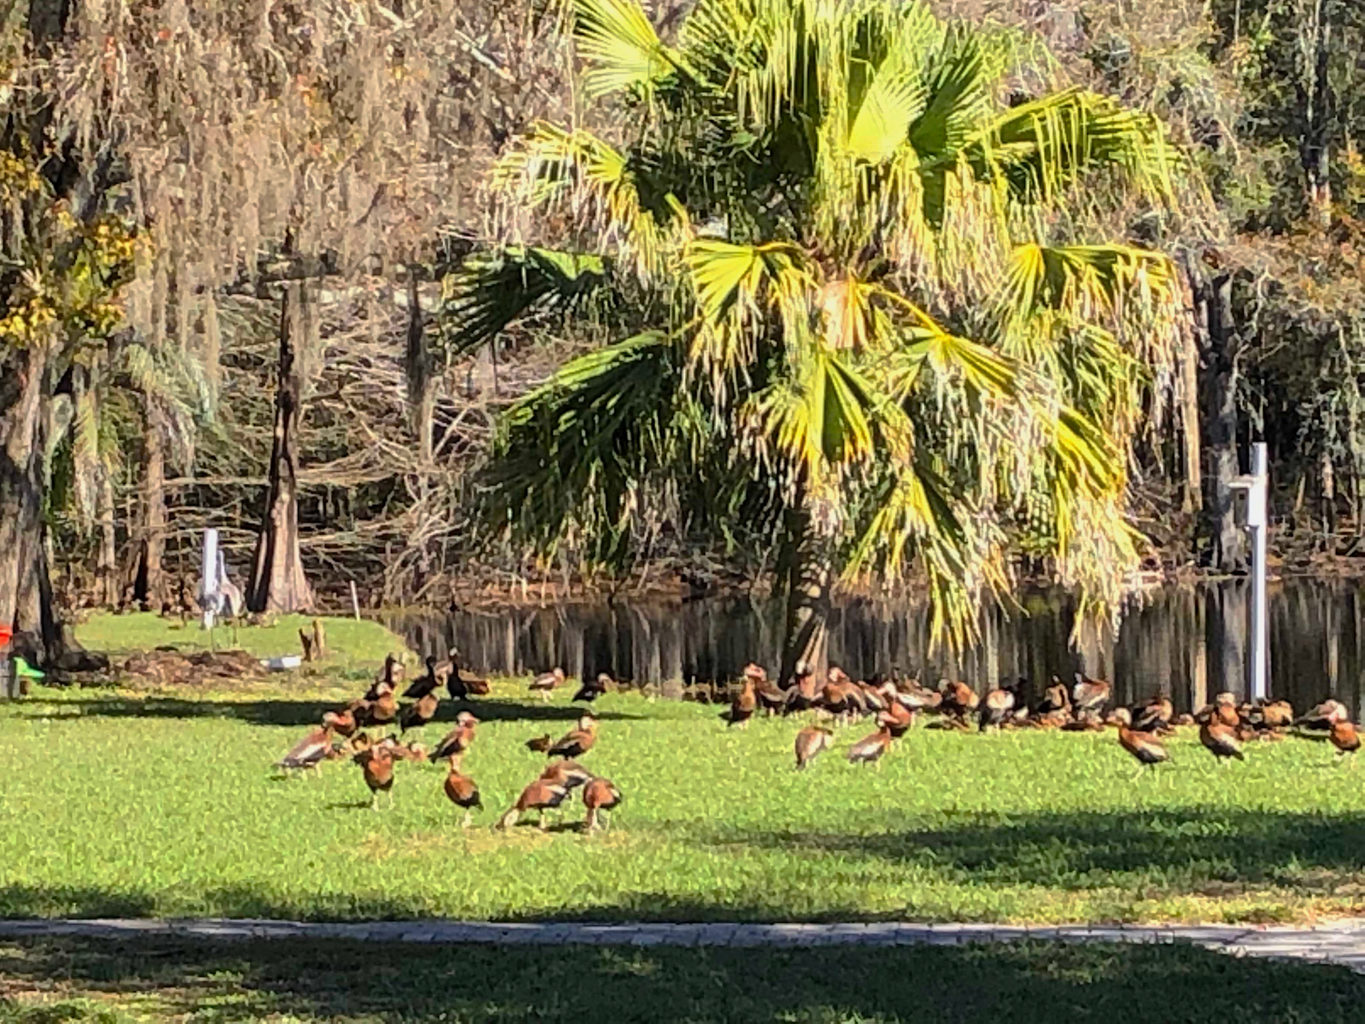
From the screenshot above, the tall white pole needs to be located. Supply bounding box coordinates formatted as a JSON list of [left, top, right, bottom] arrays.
[[201, 528, 219, 631], [1249, 443, 1269, 701]]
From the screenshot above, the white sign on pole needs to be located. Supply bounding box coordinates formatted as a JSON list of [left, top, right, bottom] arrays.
[[1231, 443, 1270, 701], [201, 528, 220, 631]]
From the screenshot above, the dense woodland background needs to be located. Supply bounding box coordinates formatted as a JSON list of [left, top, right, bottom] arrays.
[[3, 0, 1365, 661]]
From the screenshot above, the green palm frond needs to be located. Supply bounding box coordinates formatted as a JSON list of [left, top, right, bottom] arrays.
[[573, 0, 688, 100], [483, 331, 685, 567], [438, 246, 610, 358], [683, 238, 812, 384], [1005, 242, 1177, 323], [494, 122, 675, 280], [969, 87, 1179, 203]]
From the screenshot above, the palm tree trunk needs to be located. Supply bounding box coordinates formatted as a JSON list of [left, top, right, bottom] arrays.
[[248, 279, 314, 613], [97, 466, 117, 608], [778, 506, 832, 685]]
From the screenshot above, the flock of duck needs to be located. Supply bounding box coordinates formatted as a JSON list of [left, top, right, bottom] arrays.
[[275, 652, 1362, 829]]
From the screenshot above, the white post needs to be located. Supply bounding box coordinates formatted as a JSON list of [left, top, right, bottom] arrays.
[[350, 580, 361, 621], [1248, 442, 1269, 702], [200, 528, 219, 631]]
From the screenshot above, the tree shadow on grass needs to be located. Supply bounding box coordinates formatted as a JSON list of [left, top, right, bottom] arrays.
[[9, 697, 644, 728], [0, 934, 1361, 1023], [706, 807, 1365, 896]]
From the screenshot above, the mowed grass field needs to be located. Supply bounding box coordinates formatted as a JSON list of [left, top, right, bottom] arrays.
[[2, 937, 1364, 1024], [1, 613, 1363, 924]]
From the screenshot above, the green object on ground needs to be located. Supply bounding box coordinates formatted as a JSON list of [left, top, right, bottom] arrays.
[[12, 658, 42, 680], [0, 937, 1361, 1023]]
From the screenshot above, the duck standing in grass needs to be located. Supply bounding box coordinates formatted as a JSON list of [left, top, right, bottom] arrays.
[[540, 759, 595, 791], [1198, 711, 1245, 765], [794, 725, 833, 770], [496, 779, 570, 830], [430, 711, 478, 761], [277, 724, 334, 776], [728, 671, 757, 728], [322, 703, 359, 738], [447, 651, 490, 699], [572, 672, 614, 703], [402, 656, 443, 699], [582, 777, 622, 832], [355, 744, 396, 810], [529, 667, 565, 702], [1072, 672, 1111, 722], [847, 722, 893, 767], [443, 755, 481, 827], [548, 715, 598, 759], [1113, 709, 1169, 777], [399, 690, 439, 733]]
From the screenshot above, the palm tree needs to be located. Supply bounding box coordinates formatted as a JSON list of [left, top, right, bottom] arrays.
[[441, 0, 1184, 679]]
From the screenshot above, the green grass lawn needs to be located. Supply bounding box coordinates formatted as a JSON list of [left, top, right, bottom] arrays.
[[1, 613, 1362, 925], [1, 937, 1362, 1023]]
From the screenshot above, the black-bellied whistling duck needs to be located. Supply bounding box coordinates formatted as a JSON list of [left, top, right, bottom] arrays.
[[856, 681, 887, 713], [582, 777, 622, 832], [1212, 692, 1241, 728], [1131, 694, 1174, 733], [540, 759, 594, 790], [1072, 672, 1111, 716], [794, 725, 833, 769], [572, 672, 614, 703], [397, 741, 428, 762], [448, 650, 489, 698], [847, 722, 893, 766], [322, 704, 359, 738], [346, 731, 373, 755], [1246, 699, 1294, 731], [729, 673, 757, 728], [495, 779, 570, 830], [529, 667, 565, 701], [399, 690, 439, 733], [525, 733, 552, 753], [820, 678, 866, 724], [1330, 720, 1361, 765], [403, 656, 442, 699], [978, 682, 1017, 732], [430, 710, 478, 761], [277, 725, 334, 775], [365, 653, 402, 701], [747, 664, 785, 716], [363, 689, 397, 728], [938, 679, 978, 722], [784, 665, 820, 713], [1036, 679, 1070, 716], [548, 715, 598, 758], [443, 755, 481, 827], [1113, 709, 1169, 776], [355, 745, 395, 810], [1296, 699, 1348, 734], [879, 691, 914, 737], [1199, 714, 1245, 765]]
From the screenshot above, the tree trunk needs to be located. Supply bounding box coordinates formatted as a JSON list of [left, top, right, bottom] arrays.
[[13, 370, 67, 667], [133, 398, 167, 611], [1298, 0, 1335, 227], [0, 346, 47, 636], [778, 507, 831, 685], [247, 280, 314, 613], [1189, 260, 1244, 570]]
